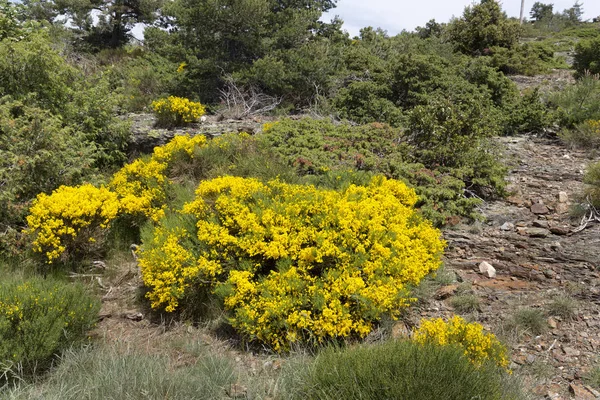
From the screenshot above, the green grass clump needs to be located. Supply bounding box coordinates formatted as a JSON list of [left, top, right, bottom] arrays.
[[285, 340, 525, 400], [545, 295, 578, 321], [509, 308, 548, 336], [4, 345, 235, 399], [585, 365, 600, 390], [450, 294, 481, 313]]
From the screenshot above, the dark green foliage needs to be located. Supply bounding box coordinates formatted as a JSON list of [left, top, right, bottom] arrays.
[[574, 37, 600, 77], [550, 74, 600, 128], [145, 0, 343, 103], [0, 100, 97, 254], [0, 32, 76, 114], [503, 89, 552, 135], [285, 340, 525, 400], [530, 2, 554, 22], [487, 42, 559, 76], [104, 48, 179, 111], [0, 31, 130, 166], [584, 161, 600, 208], [447, 0, 522, 55], [262, 118, 505, 226], [415, 19, 444, 39], [0, 277, 100, 379], [332, 81, 403, 126]]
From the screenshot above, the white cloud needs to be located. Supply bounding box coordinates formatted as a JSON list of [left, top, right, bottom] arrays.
[[323, 0, 600, 37]]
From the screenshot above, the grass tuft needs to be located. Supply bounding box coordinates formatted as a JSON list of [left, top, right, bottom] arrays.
[[3, 344, 235, 400]]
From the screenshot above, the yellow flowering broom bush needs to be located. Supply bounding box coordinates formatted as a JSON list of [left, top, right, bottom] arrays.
[[139, 175, 445, 350], [413, 316, 509, 369], [26, 134, 210, 264], [151, 96, 206, 128], [110, 134, 208, 222], [26, 184, 119, 264]]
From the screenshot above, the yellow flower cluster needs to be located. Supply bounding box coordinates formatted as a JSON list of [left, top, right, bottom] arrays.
[[261, 121, 278, 133], [26, 185, 119, 263], [110, 159, 168, 222], [110, 134, 207, 222], [152, 134, 207, 163], [413, 316, 509, 369], [140, 175, 445, 351], [151, 96, 206, 127], [582, 119, 600, 133], [27, 134, 209, 263]]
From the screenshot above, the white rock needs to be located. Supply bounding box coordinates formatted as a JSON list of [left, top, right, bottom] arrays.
[[200, 116, 207, 122], [557, 191, 568, 203], [478, 261, 496, 278], [500, 222, 515, 231]]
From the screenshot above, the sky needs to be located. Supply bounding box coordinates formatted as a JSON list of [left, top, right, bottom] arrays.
[[322, 0, 600, 37]]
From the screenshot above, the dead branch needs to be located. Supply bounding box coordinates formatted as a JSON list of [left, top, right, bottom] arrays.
[[218, 75, 282, 119]]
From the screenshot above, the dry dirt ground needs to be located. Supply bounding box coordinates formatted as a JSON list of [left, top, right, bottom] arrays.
[[93, 131, 600, 399]]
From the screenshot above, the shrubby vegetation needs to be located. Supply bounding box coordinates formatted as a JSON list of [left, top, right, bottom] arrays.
[[584, 162, 600, 208], [574, 37, 600, 76], [286, 339, 523, 400], [2, 0, 600, 396], [0, 277, 99, 379], [141, 176, 444, 350], [262, 118, 504, 226]]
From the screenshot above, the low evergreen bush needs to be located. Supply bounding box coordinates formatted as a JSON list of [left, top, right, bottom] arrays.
[[285, 340, 524, 400]]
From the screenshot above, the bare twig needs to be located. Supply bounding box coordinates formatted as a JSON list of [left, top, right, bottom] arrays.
[[218, 75, 282, 119], [571, 196, 600, 233]]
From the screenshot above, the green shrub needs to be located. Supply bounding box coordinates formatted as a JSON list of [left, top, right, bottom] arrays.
[[560, 119, 600, 149], [139, 176, 445, 351], [447, 0, 522, 55], [503, 88, 552, 135], [574, 37, 600, 77], [112, 52, 179, 112], [406, 96, 506, 196], [332, 81, 404, 126], [4, 345, 235, 399], [0, 32, 76, 114], [63, 74, 131, 168], [550, 73, 600, 128], [0, 277, 100, 379], [285, 340, 525, 400], [262, 118, 505, 226], [487, 42, 559, 76], [584, 161, 600, 208], [0, 100, 97, 256]]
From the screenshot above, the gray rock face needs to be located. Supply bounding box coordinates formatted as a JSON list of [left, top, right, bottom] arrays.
[[525, 227, 551, 238], [530, 202, 549, 215]]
